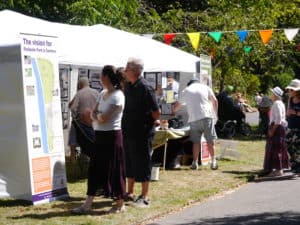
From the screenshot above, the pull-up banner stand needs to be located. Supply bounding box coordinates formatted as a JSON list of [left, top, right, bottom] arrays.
[[0, 33, 68, 205]]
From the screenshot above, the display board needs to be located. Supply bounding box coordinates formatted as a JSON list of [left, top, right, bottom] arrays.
[[144, 71, 181, 116], [59, 67, 103, 131], [198, 54, 213, 165], [197, 54, 212, 88], [59, 68, 70, 129], [0, 33, 69, 204]]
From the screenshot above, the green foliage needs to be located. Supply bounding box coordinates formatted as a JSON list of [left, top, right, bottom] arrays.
[[1, 0, 299, 94], [67, 0, 140, 27]]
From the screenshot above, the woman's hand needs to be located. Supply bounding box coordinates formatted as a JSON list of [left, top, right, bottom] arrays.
[[268, 129, 274, 138], [287, 109, 297, 116], [97, 113, 105, 123]]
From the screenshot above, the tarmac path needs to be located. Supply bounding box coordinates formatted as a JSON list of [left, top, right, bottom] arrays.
[[147, 112, 300, 225], [148, 176, 300, 225]]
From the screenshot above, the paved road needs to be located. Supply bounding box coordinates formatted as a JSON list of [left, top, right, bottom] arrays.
[[148, 176, 300, 225]]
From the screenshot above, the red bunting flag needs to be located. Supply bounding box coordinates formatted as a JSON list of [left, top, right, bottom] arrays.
[[210, 48, 216, 59], [297, 43, 300, 51], [164, 33, 176, 45]]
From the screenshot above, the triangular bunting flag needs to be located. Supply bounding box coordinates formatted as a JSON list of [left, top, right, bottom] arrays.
[[284, 28, 299, 42], [236, 30, 249, 42], [208, 32, 222, 43], [210, 48, 216, 59], [297, 43, 300, 51], [187, 32, 200, 51], [142, 34, 154, 39], [225, 46, 234, 56], [164, 33, 176, 45], [244, 46, 252, 53], [259, 30, 273, 45]]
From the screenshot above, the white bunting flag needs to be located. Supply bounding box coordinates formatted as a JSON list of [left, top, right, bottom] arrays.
[[284, 28, 299, 41]]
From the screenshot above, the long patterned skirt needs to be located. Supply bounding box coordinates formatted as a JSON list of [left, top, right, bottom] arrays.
[[263, 124, 290, 173], [286, 128, 300, 173]]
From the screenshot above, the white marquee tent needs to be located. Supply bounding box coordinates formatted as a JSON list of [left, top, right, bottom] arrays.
[[0, 10, 199, 73]]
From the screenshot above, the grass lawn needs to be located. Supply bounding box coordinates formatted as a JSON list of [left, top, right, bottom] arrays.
[[0, 136, 266, 225]]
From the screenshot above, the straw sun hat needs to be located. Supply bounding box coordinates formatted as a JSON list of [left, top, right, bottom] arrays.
[[286, 79, 300, 91]]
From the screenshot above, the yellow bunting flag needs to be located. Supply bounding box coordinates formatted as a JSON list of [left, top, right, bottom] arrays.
[[259, 30, 273, 45], [187, 32, 200, 51]]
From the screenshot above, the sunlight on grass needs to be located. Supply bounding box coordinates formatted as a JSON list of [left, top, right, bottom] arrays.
[[0, 139, 266, 225]]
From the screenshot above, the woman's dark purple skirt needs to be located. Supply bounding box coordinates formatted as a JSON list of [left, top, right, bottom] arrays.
[[87, 130, 126, 200], [263, 124, 290, 173]]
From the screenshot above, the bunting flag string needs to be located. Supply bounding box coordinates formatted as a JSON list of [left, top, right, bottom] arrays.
[[143, 28, 299, 53]]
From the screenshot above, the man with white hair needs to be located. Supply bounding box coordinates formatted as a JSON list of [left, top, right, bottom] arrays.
[[122, 57, 160, 208]]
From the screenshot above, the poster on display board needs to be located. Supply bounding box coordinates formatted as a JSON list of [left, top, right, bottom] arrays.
[[197, 54, 212, 88], [20, 33, 68, 204]]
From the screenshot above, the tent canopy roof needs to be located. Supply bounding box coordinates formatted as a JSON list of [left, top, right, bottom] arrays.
[[0, 10, 199, 73]]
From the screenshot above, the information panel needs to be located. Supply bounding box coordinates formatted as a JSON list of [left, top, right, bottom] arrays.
[[21, 33, 68, 204]]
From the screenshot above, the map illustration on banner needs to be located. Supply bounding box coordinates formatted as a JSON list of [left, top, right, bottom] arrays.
[[21, 33, 68, 204]]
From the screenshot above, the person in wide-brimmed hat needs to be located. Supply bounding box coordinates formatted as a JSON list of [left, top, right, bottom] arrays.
[[263, 86, 289, 177], [286, 79, 300, 91], [285, 79, 300, 174]]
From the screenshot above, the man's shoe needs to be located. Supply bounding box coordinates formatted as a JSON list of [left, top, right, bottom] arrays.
[[190, 161, 199, 170], [211, 159, 218, 170], [133, 195, 150, 208]]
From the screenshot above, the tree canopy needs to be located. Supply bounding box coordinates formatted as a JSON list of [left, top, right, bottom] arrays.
[[1, 0, 299, 95]]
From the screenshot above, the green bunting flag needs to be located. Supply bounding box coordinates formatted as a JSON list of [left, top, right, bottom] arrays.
[[208, 32, 223, 43], [244, 46, 252, 53]]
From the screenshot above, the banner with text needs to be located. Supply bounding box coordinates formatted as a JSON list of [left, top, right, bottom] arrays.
[[21, 33, 68, 204]]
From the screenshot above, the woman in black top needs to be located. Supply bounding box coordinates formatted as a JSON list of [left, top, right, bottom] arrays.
[[286, 79, 300, 174]]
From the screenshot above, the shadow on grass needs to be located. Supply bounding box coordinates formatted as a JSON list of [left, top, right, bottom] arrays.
[[149, 212, 300, 225], [0, 196, 87, 208], [222, 170, 262, 181], [223, 169, 299, 183], [0, 199, 32, 207], [9, 200, 112, 220]]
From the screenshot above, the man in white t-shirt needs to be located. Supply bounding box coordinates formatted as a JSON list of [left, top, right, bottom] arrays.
[[173, 78, 218, 170]]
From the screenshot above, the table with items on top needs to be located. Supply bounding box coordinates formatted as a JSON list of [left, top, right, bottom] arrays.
[[152, 126, 190, 170]]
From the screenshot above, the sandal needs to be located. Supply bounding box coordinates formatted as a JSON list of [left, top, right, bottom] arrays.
[[108, 205, 126, 214], [124, 193, 136, 202], [267, 170, 283, 177], [71, 205, 91, 215]]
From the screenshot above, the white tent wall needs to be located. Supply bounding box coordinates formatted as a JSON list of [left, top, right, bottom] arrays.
[[0, 10, 202, 156], [0, 10, 199, 73], [0, 45, 32, 200]]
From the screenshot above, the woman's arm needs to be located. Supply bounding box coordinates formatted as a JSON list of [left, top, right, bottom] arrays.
[[90, 102, 99, 121], [97, 104, 121, 123]]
